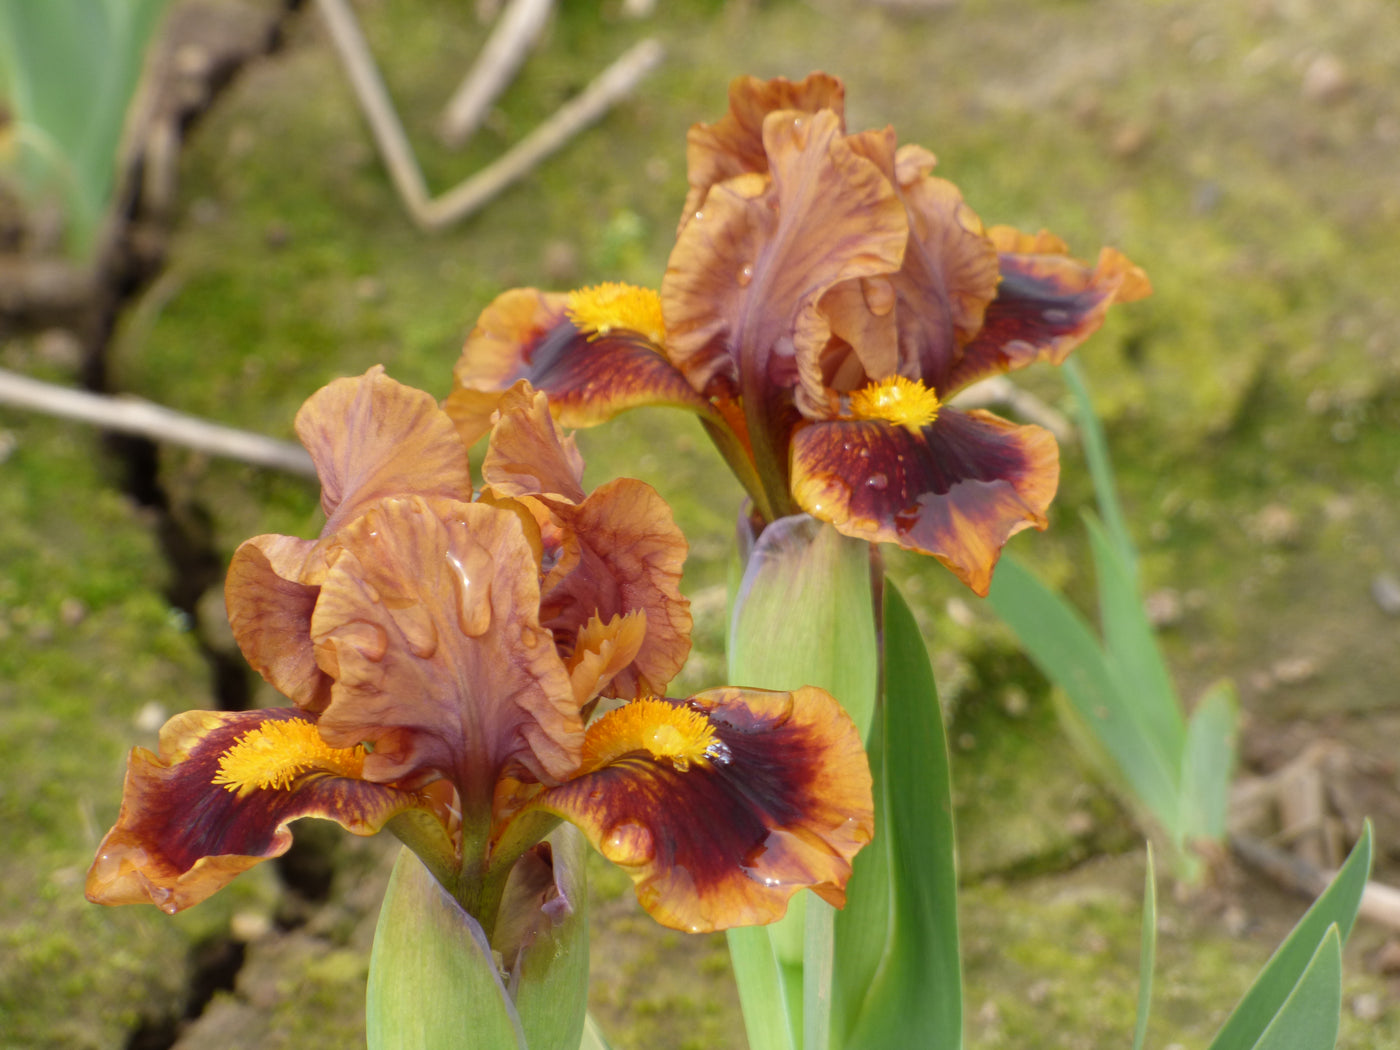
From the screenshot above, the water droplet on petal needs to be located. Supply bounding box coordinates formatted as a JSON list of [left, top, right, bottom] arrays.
[[692, 210, 704, 224], [866, 472, 889, 491], [737, 264, 754, 287], [602, 821, 654, 867], [741, 829, 813, 889], [446, 552, 491, 637]]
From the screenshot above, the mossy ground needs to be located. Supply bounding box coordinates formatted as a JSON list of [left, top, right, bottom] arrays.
[[3, 0, 1400, 1045]]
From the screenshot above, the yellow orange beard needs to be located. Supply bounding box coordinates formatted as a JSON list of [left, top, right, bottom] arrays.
[[212, 717, 367, 796], [848, 375, 941, 430], [566, 283, 667, 345]]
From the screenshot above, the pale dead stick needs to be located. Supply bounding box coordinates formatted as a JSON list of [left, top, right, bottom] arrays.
[[0, 368, 316, 478], [1231, 832, 1400, 933], [314, 0, 664, 231], [437, 0, 555, 149]]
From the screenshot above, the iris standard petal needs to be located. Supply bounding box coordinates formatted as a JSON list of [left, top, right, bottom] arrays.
[[225, 533, 330, 711], [85, 708, 420, 913], [480, 381, 587, 504], [534, 688, 871, 933], [446, 288, 710, 447], [663, 107, 908, 400], [790, 408, 1060, 595], [539, 478, 691, 700], [477, 387, 692, 701], [296, 366, 472, 536], [940, 229, 1152, 394], [681, 72, 847, 230], [310, 495, 582, 809]]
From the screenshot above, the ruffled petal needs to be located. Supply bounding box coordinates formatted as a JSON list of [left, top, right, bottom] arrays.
[[480, 381, 587, 505], [476, 388, 692, 700], [663, 106, 908, 399], [540, 478, 692, 700], [681, 72, 847, 230], [447, 288, 710, 447], [533, 688, 872, 932], [564, 611, 648, 709], [804, 148, 1001, 412], [224, 534, 330, 711], [296, 366, 472, 535], [310, 496, 582, 811], [942, 228, 1152, 393], [790, 409, 1060, 595], [85, 709, 421, 913]]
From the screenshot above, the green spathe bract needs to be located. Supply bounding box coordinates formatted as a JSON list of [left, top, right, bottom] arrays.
[[726, 515, 879, 1050], [506, 827, 591, 1050], [726, 516, 963, 1050], [366, 849, 525, 1050]]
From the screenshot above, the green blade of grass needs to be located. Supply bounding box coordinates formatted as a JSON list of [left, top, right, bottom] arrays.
[[1179, 681, 1238, 845], [988, 554, 1182, 833], [1133, 844, 1158, 1050], [1207, 823, 1371, 1050], [1250, 927, 1343, 1050]]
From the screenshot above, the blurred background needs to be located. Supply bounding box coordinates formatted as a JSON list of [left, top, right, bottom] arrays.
[[2, 0, 1399, 1046]]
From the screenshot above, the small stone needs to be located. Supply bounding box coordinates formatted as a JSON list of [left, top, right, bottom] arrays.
[[1272, 655, 1320, 685], [59, 597, 87, 627], [1145, 587, 1183, 627], [230, 910, 274, 942], [1064, 810, 1095, 837], [1372, 937, 1400, 974], [1351, 992, 1383, 1022], [135, 700, 167, 734], [1112, 121, 1151, 159], [1249, 503, 1300, 546], [1001, 686, 1029, 717], [1371, 573, 1400, 616], [1026, 979, 1053, 1005], [35, 328, 83, 369], [1302, 53, 1352, 105], [945, 597, 976, 628], [541, 240, 579, 284]]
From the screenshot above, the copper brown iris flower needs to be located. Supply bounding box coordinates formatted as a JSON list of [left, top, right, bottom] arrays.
[[86, 368, 873, 934], [445, 73, 1150, 595]]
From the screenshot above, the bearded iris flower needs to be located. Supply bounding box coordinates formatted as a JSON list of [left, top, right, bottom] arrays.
[[445, 73, 1150, 595], [86, 368, 873, 935]]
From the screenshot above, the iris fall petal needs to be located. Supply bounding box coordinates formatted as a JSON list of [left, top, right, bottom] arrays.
[[941, 229, 1152, 394], [85, 708, 420, 913], [790, 409, 1059, 595], [533, 687, 872, 932], [446, 288, 710, 446]]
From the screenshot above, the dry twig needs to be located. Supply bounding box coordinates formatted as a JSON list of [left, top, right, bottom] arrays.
[[437, 0, 555, 148], [0, 368, 315, 478], [315, 0, 663, 231]]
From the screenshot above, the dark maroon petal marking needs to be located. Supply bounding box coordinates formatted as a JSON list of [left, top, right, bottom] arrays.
[[790, 409, 1059, 595], [941, 246, 1148, 394], [536, 688, 872, 932], [85, 709, 418, 913]]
